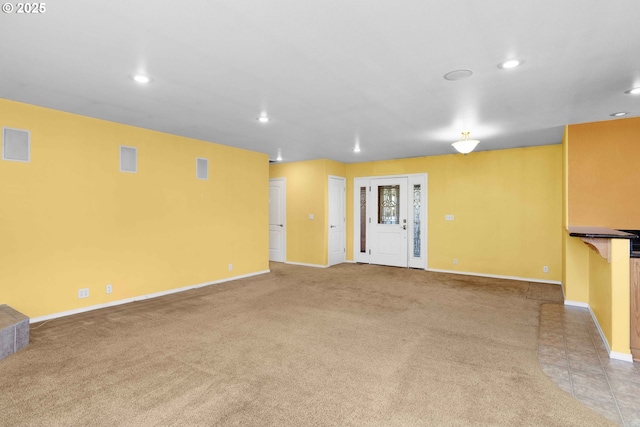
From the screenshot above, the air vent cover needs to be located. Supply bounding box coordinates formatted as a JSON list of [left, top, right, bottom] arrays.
[[120, 146, 137, 172], [196, 158, 208, 180], [3, 128, 30, 162]]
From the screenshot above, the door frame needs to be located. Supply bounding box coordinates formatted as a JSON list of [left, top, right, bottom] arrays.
[[353, 173, 427, 269], [328, 175, 346, 266], [269, 178, 286, 262]]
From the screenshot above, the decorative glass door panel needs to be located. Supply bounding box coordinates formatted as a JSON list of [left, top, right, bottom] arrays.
[[360, 186, 367, 253], [378, 185, 400, 224], [413, 184, 421, 258]]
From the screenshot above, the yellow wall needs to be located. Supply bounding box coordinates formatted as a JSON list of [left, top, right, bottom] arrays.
[[0, 99, 269, 319], [610, 239, 631, 354], [346, 145, 562, 281], [562, 126, 591, 302], [581, 239, 631, 354], [568, 116, 640, 228], [269, 159, 346, 266], [563, 118, 635, 355], [589, 248, 613, 343]]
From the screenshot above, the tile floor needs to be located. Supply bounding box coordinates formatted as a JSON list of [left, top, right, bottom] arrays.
[[538, 304, 640, 426]]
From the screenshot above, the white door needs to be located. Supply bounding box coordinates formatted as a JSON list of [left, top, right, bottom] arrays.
[[269, 179, 286, 262], [369, 177, 408, 267], [328, 176, 346, 266]]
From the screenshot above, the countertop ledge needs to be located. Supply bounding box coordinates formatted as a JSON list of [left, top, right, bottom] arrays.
[[568, 227, 638, 239]]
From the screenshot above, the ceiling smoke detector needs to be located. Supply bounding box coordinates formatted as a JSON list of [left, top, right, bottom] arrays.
[[444, 69, 473, 81]]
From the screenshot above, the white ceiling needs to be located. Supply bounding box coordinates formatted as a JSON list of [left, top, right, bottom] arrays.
[[1, 0, 639, 163]]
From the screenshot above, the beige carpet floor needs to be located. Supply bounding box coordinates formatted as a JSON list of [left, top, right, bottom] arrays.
[[0, 263, 615, 426]]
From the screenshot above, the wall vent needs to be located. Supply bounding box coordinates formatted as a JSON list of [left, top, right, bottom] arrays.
[[3, 128, 30, 162], [120, 146, 137, 173], [196, 157, 208, 180]]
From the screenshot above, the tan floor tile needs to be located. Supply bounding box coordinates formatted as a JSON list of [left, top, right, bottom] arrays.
[[538, 344, 568, 366], [573, 393, 622, 425], [567, 350, 602, 366], [538, 334, 566, 349], [537, 305, 640, 426], [619, 405, 640, 427], [539, 361, 570, 379], [608, 378, 640, 402], [571, 373, 614, 402], [569, 359, 606, 377]]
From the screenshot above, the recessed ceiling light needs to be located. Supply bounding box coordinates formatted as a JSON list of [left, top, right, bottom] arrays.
[[498, 59, 522, 69], [257, 114, 269, 123], [610, 112, 628, 117], [625, 87, 640, 95], [353, 146, 361, 153], [132, 74, 151, 84], [276, 149, 282, 161], [443, 69, 473, 81]]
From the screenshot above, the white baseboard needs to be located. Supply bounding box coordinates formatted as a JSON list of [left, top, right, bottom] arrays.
[[564, 300, 634, 363], [30, 269, 271, 324], [610, 351, 634, 362], [587, 305, 613, 356], [564, 300, 589, 308], [284, 261, 328, 268], [426, 268, 562, 285]]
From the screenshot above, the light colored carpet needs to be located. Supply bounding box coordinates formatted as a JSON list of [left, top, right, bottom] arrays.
[[0, 263, 615, 426]]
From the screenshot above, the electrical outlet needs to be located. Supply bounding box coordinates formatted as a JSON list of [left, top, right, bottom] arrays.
[[445, 214, 454, 221], [453, 258, 458, 265], [228, 264, 233, 271], [543, 266, 549, 273], [106, 284, 112, 294], [78, 288, 89, 299]]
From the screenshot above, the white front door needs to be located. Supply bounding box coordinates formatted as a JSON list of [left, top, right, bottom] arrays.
[[370, 177, 408, 267], [328, 176, 346, 266], [353, 174, 427, 269], [269, 178, 286, 262]]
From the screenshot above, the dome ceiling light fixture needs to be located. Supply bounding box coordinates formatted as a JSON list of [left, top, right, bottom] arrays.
[[452, 131, 480, 154], [625, 87, 640, 95], [498, 59, 523, 69], [610, 112, 628, 117], [132, 74, 152, 84]]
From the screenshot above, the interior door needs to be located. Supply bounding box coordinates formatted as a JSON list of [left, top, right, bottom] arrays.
[[369, 177, 408, 267], [269, 179, 286, 262], [328, 176, 346, 266]]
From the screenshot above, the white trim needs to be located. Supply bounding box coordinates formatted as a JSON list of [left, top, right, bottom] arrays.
[[587, 305, 612, 356], [564, 300, 589, 308], [30, 270, 270, 324], [610, 351, 634, 362], [284, 261, 328, 268], [426, 268, 562, 285], [586, 305, 633, 362]]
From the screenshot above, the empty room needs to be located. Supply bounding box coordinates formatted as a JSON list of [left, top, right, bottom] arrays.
[[1, 1, 639, 426]]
